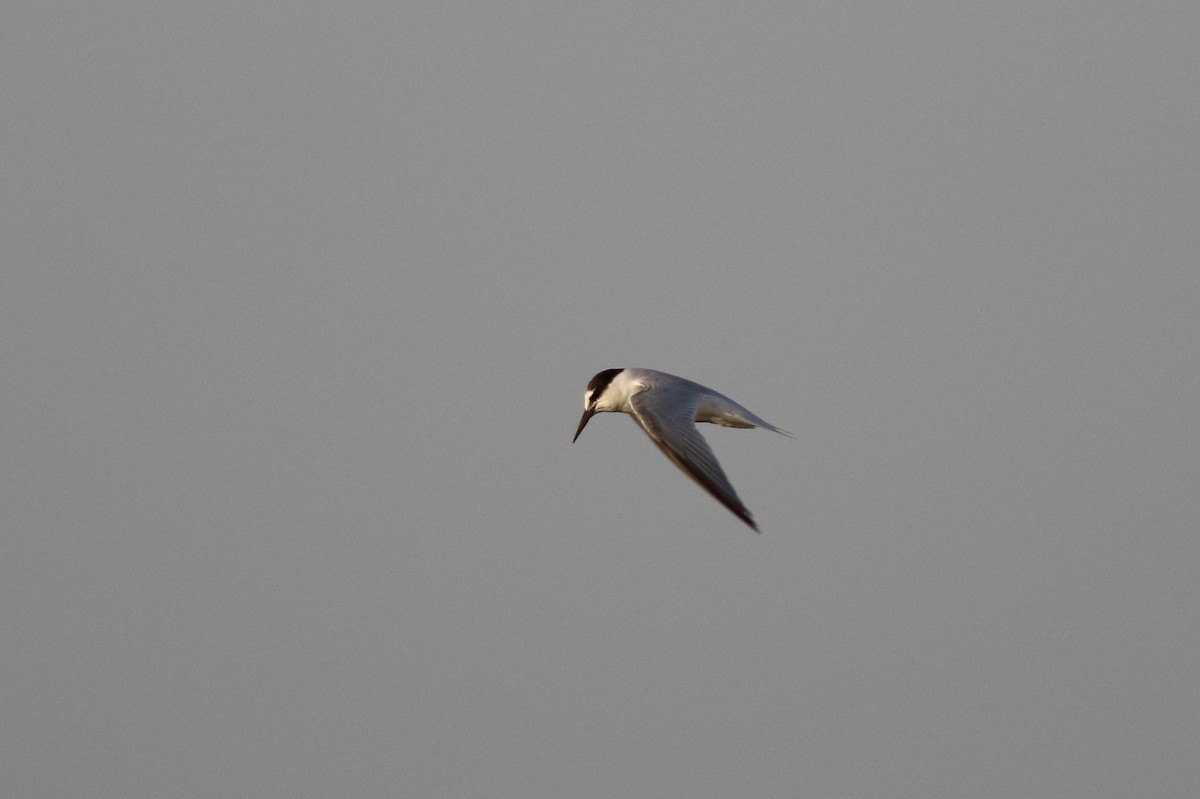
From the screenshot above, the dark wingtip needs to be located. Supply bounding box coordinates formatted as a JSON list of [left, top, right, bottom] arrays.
[[731, 505, 758, 532]]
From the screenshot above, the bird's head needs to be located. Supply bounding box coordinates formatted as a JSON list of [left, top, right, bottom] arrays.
[[573, 368, 625, 442]]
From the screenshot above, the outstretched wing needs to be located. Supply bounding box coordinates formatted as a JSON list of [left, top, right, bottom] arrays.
[[627, 384, 758, 531]]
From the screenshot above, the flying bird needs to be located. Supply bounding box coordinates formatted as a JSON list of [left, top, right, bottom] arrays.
[[573, 368, 789, 531]]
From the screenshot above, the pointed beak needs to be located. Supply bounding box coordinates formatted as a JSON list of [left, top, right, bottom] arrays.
[[573, 408, 596, 442]]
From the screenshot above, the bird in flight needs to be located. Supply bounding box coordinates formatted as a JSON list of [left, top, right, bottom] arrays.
[[573, 368, 789, 531]]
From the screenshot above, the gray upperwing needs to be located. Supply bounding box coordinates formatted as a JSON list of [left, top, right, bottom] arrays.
[[627, 386, 757, 531]]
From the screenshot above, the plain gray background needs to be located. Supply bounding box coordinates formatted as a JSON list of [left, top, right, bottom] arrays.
[[3, 3, 1197, 797]]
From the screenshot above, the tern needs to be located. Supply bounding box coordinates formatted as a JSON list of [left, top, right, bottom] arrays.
[[573, 368, 790, 531]]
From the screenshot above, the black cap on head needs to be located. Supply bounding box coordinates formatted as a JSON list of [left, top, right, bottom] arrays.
[[585, 368, 623, 399], [574, 368, 624, 442]]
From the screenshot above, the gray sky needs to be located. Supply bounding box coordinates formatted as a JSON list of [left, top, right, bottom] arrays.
[[3, 3, 1198, 797]]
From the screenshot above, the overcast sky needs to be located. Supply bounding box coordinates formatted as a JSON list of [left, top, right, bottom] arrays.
[[2, 3, 1198, 798]]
